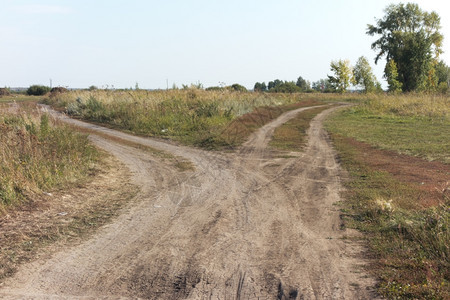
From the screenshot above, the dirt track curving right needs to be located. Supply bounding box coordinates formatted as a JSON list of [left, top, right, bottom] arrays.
[[0, 105, 379, 299]]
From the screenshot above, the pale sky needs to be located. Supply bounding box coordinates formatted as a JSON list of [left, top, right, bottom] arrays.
[[1, 0, 449, 89]]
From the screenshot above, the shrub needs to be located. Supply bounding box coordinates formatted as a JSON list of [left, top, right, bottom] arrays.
[[229, 84, 247, 92], [270, 82, 302, 93], [205, 86, 225, 91], [0, 88, 11, 96], [50, 87, 69, 94], [26, 85, 51, 96]]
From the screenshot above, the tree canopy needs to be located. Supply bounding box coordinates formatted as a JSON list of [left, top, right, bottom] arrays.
[[253, 82, 267, 92], [296, 76, 310, 91], [367, 3, 443, 92], [328, 59, 353, 93], [353, 56, 380, 93]]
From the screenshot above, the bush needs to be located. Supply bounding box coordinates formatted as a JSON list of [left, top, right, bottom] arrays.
[[50, 87, 69, 94], [438, 82, 448, 94], [27, 85, 51, 96], [205, 86, 226, 91], [270, 82, 302, 93], [229, 84, 247, 92], [0, 88, 11, 96]]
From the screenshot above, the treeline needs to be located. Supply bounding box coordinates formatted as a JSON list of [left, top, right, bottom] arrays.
[[253, 77, 311, 93]]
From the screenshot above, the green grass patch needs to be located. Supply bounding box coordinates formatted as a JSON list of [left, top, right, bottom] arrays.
[[270, 106, 331, 151], [326, 97, 450, 299], [329, 133, 449, 299], [326, 107, 450, 163]]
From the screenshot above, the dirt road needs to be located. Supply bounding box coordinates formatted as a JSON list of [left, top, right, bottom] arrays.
[[0, 105, 378, 299]]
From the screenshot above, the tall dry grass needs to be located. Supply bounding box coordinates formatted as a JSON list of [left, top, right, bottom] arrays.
[[47, 89, 306, 117], [44, 89, 314, 147], [0, 110, 98, 212], [361, 93, 449, 119]]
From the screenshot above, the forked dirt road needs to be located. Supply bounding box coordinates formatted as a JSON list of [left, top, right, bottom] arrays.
[[0, 105, 378, 299]]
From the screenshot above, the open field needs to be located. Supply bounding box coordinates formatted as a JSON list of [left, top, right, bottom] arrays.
[[0, 91, 448, 299], [0, 102, 379, 298]]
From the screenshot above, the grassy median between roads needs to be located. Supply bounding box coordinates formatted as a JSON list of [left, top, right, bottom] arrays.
[[43, 89, 325, 149], [325, 94, 449, 299], [269, 105, 333, 152]]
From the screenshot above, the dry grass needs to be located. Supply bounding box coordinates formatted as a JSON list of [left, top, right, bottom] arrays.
[[0, 154, 138, 282], [0, 108, 98, 212], [0, 103, 138, 282], [361, 93, 449, 119], [44, 89, 326, 149], [46, 89, 309, 117]]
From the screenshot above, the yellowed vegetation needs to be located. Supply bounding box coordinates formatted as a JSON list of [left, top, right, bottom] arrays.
[[0, 109, 98, 212]]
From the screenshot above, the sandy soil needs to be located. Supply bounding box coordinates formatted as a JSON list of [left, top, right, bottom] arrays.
[[0, 105, 379, 299]]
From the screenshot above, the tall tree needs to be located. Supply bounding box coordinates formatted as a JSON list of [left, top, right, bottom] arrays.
[[253, 82, 267, 92], [367, 3, 443, 92], [296, 76, 310, 91], [268, 79, 283, 91], [328, 59, 353, 93], [353, 56, 379, 93]]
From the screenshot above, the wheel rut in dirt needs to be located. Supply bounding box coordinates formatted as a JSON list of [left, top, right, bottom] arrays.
[[0, 105, 379, 299]]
